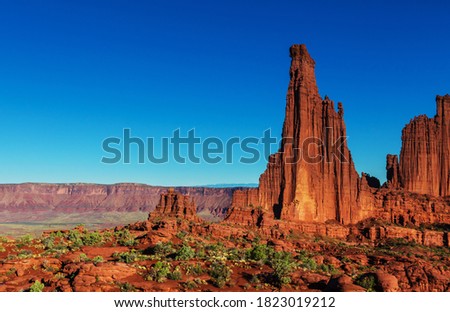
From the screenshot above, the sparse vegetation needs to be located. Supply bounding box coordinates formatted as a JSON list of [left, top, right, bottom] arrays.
[[209, 261, 232, 288], [29, 280, 45, 292], [147, 261, 172, 282], [114, 229, 137, 247], [152, 242, 176, 258], [175, 244, 195, 260], [355, 274, 377, 292], [113, 250, 147, 264], [92, 255, 104, 265], [118, 282, 137, 292], [168, 266, 183, 280], [269, 251, 297, 287]]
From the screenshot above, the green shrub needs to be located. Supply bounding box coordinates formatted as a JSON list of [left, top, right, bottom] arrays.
[[175, 244, 195, 261], [184, 262, 204, 275], [118, 282, 137, 292], [318, 263, 339, 275], [209, 261, 232, 288], [148, 261, 172, 282], [168, 266, 183, 280], [182, 280, 198, 290], [269, 251, 297, 287], [113, 250, 144, 264], [300, 257, 317, 271], [355, 274, 376, 292], [206, 242, 226, 257], [227, 248, 245, 261], [17, 249, 33, 259], [79, 253, 90, 262], [30, 280, 44, 292], [114, 229, 136, 247], [82, 232, 103, 246], [92, 256, 104, 265], [247, 244, 272, 262], [18, 234, 33, 248], [42, 237, 55, 250], [175, 231, 188, 240], [153, 242, 176, 257], [67, 230, 84, 248]]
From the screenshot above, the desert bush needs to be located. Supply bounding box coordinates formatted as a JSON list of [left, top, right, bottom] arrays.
[[175, 244, 195, 261], [67, 230, 84, 248], [175, 231, 188, 240], [114, 229, 136, 247], [118, 282, 137, 292], [209, 261, 232, 288], [92, 255, 104, 265], [79, 253, 90, 262], [247, 244, 272, 263], [269, 251, 297, 287], [113, 250, 145, 264], [42, 236, 55, 250], [82, 232, 103, 246], [148, 261, 171, 282], [227, 248, 245, 261], [318, 263, 339, 275], [355, 274, 376, 292], [296, 251, 318, 271], [182, 280, 198, 290], [17, 234, 33, 248], [49, 231, 64, 239], [168, 266, 183, 280], [184, 262, 204, 275], [205, 242, 228, 262], [153, 242, 176, 258], [17, 249, 33, 259], [30, 280, 44, 292]]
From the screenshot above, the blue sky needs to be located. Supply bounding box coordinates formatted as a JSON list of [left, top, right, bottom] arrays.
[[0, 0, 449, 186]]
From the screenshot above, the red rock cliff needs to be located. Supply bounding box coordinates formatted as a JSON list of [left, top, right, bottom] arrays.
[[228, 44, 370, 225], [0, 183, 236, 221], [400, 95, 450, 197]]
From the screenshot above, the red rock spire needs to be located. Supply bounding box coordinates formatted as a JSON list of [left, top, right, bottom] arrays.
[[229, 44, 369, 225]]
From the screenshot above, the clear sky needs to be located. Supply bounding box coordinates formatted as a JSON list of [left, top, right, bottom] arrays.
[[0, 0, 449, 186]]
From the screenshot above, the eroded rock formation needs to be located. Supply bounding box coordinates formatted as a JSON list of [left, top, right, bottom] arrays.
[[149, 188, 199, 221], [399, 95, 450, 197], [386, 154, 401, 188], [228, 44, 372, 225], [226, 44, 450, 243]]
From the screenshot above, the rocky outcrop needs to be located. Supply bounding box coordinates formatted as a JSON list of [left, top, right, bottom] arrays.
[[225, 44, 450, 243], [149, 189, 199, 221], [228, 44, 372, 225], [0, 183, 236, 221], [386, 154, 401, 188], [399, 95, 450, 197]]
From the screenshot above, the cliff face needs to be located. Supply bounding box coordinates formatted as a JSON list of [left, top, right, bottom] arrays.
[[228, 44, 370, 225], [399, 95, 450, 197], [0, 183, 235, 221]]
